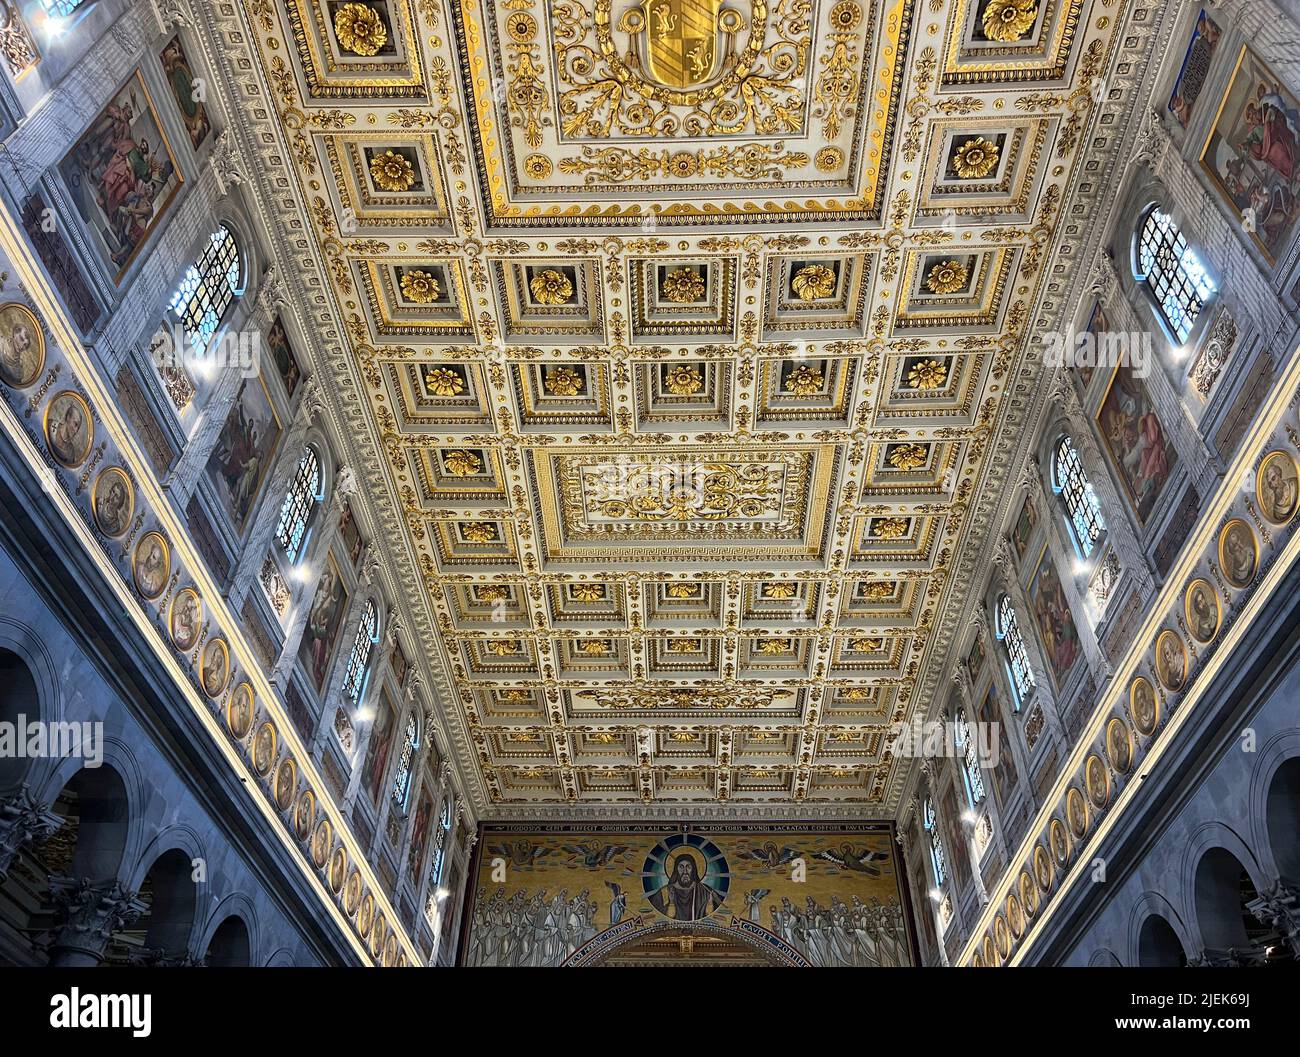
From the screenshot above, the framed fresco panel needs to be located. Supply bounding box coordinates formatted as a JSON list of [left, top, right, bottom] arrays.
[[1010, 493, 1037, 559], [362, 688, 398, 807], [203, 373, 282, 534], [298, 553, 349, 691], [59, 71, 184, 282], [1168, 11, 1222, 128], [1095, 361, 1178, 524], [1027, 545, 1081, 687], [1200, 46, 1300, 265], [159, 35, 212, 151], [266, 315, 304, 399]]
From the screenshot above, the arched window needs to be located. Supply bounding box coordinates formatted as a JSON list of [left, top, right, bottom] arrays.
[[996, 594, 1035, 708], [274, 447, 321, 563], [432, 798, 453, 884], [342, 600, 378, 704], [955, 708, 986, 808], [923, 797, 945, 886], [1135, 208, 1214, 343], [1053, 435, 1106, 557], [390, 707, 418, 808], [168, 226, 242, 356]]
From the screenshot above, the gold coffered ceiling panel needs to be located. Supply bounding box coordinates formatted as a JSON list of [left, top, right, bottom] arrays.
[[249, 0, 1124, 811]]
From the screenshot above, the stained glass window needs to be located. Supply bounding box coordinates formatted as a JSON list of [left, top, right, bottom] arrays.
[[1136, 208, 1214, 343], [956, 708, 986, 808], [1054, 435, 1106, 557], [391, 708, 418, 807], [432, 798, 453, 884], [343, 600, 378, 704], [39, 0, 88, 16], [274, 447, 320, 562], [996, 594, 1036, 708], [169, 226, 241, 356], [924, 796, 945, 886]]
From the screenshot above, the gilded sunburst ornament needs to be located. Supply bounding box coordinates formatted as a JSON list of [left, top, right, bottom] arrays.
[[424, 367, 465, 397], [762, 582, 798, 600], [951, 137, 1000, 179], [888, 443, 928, 471], [400, 269, 441, 303], [667, 637, 701, 653], [784, 363, 825, 396], [334, 3, 387, 56], [667, 151, 699, 178], [501, 689, 530, 703], [570, 584, 606, 603], [578, 640, 611, 655], [670, 730, 697, 742], [791, 263, 837, 301], [850, 636, 882, 652], [664, 364, 704, 395], [461, 521, 499, 544], [755, 637, 792, 655], [666, 582, 699, 598], [485, 640, 520, 656], [982, 0, 1039, 42], [863, 581, 896, 600], [842, 687, 871, 701], [907, 358, 949, 390], [369, 149, 415, 191], [924, 259, 969, 294], [871, 517, 909, 540], [474, 585, 509, 602], [589, 732, 618, 744], [661, 268, 707, 303], [443, 449, 482, 477], [544, 365, 585, 396], [529, 269, 574, 306]]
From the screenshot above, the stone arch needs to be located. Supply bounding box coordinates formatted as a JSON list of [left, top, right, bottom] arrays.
[[0, 619, 61, 796], [107, 847, 200, 964], [198, 893, 260, 967], [1088, 947, 1123, 966], [1126, 891, 1193, 968], [1180, 821, 1268, 956], [1248, 730, 1300, 885]]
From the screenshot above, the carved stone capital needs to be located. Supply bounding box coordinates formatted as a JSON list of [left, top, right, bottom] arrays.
[[1132, 107, 1174, 174], [0, 785, 63, 882], [209, 130, 247, 196], [48, 877, 148, 965]]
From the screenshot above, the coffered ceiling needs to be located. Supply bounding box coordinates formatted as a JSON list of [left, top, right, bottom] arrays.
[[236, 0, 1127, 813]]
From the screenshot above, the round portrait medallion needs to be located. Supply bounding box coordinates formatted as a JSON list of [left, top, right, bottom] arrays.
[[252, 721, 277, 776], [329, 847, 348, 894], [169, 587, 202, 652], [641, 832, 730, 922], [1085, 754, 1111, 810], [200, 638, 231, 699], [1184, 578, 1221, 644], [1130, 676, 1159, 737], [383, 934, 398, 967], [993, 914, 1011, 958], [370, 915, 386, 959], [1218, 519, 1258, 590], [1105, 717, 1133, 775], [1066, 787, 1089, 840], [44, 390, 93, 468], [0, 302, 45, 388], [132, 531, 171, 600], [344, 871, 363, 916], [1154, 629, 1187, 692], [1006, 892, 1024, 938], [357, 892, 375, 935], [982, 935, 997, 967], [92, 466, 134, 538], [1049, 818, 1071, 867], [1256, 450, 1299, 525], [1019, 869, 1039, 917], [274, 757, 297, 811], [226, 683, 254, 740], [311, 817, 332, 868], [294, 788, 316, 840], [1033, 844, 1054, 893]]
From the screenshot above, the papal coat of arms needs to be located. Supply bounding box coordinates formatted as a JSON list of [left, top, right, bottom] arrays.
[[614, 0, 750, 91]]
